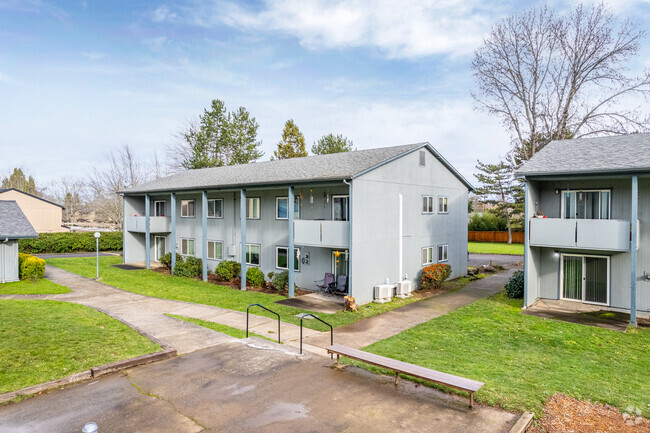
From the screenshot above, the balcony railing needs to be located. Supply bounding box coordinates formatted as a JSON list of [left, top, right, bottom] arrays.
[[529, 218, 630, 252], [126, 216, 171, 233], [294, 220, 349, 248]]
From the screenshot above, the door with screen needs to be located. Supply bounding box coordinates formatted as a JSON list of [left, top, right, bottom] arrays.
[[562, 254, 608, 304]]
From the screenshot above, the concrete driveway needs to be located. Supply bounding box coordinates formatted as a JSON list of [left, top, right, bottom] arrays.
[[0, 339, 517, 433]]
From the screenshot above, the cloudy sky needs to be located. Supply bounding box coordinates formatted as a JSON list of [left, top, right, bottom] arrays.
[[1, 0, 649, 186]]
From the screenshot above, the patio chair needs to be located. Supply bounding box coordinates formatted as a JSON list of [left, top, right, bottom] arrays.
[[315, 273, 335, 292], [331, 275, 348, 295]]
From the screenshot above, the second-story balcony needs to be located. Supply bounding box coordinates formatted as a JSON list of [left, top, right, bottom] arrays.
[[126, 216, 171, 234], [529, 218, 630, 252], [294, 220, 349, 248]]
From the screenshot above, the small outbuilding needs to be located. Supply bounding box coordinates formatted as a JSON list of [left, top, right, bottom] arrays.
[[0, 200, 38, 283]]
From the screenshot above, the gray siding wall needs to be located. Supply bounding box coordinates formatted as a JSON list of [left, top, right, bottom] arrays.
[[526, 176, 650, 313], [0, 240, 19, 283], [351, 148, 469, 304]]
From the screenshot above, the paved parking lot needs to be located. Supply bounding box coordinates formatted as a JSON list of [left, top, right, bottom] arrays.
[[0, 339, 517, 433]]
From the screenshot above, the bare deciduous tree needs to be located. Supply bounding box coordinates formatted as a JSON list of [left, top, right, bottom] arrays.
[[472, 2, 650, 163], [48, 177, 89, 223]]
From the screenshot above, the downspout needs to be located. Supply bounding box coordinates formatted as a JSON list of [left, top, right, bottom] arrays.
[[630, 175, 638, 328], [343, 179, 352, 297], [145, 194, 150, 270], [202, 190, 208, 282], [398, 193, 403, 281], [240, 188, 247, 291]]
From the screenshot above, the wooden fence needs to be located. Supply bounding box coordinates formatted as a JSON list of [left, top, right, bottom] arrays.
[[468, 231, 525, 244]]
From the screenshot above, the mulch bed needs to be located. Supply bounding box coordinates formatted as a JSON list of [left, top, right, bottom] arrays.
[[529, 394, 649, 433]]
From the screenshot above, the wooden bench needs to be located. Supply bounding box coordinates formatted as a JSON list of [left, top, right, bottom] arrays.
[[326, 343, 484, 408]]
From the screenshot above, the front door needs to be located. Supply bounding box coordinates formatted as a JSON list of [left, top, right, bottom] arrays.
[[331, 250, 349, 278], [561, 254, 609, 305], [154, 236, 166, 261]]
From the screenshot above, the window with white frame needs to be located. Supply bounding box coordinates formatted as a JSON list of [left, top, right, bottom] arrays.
[[438, 197, 448, 213], [276, 197, 300, 219], [276, 246, 300, 271], [181, 238, 195, 256], [246, 244, 261, 265], [422, 247, 434, 266], [246, 197, 260, 219], [207, 241, 223, 261], [154, 200, 166, 216], [437, 244, 448, 262], [422, 196, 434, 213], [207, 199, 223, 218], [181, 200, 195, 217]]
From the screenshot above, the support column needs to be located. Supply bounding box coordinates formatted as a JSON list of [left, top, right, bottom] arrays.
[[523, 181, 529, 307], [240, 189, 247, 291], [145, 194, 150, 270], [202, 190, 208, 282], [171, 193, 176, 275], [630, 175, 638, 328], [122, 196, 126, 264], [288, 186, 295, 297]]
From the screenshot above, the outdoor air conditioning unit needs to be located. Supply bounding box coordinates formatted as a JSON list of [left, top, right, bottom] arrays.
[[395, 280, 413, 298], [374, 284, 393, 304]]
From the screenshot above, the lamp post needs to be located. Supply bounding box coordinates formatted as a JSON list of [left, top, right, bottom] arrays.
[[94, 232, 101, 280]]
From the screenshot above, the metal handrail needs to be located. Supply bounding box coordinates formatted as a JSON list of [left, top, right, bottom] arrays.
[[246, 304, 281, 344], [300, 313, 333, 358]]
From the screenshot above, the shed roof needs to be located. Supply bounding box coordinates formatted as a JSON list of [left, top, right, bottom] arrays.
[[0, 188, 64, 209], [122, 142, 473, 194], [0, 200, 38, 239], [517, 133, 650, 177]]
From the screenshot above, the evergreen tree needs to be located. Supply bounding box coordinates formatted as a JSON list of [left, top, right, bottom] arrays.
[[474, 161, 518, 244], [311, 133, 353, 155], [1, 168, 39, 196], [273, 120, 307, 160]]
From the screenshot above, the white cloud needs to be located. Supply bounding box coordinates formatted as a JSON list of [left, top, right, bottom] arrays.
[[81, 51, 106, 61], [142, 36, 167, 51], [0, 0, 68, 20], [188, 0, 506, 58], [151, 5, 177, 22]]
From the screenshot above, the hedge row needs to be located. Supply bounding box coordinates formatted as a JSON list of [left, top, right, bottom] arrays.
[[19, 231, 123, 254]]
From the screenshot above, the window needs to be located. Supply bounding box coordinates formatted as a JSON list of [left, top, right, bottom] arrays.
[[421, 247, 434, 266], [562, 189, 611, 220], [181, 238, 195, 256], [154, 201, 166, 217], [422, 196, 434, 213], [207, 241, 223, 261], [276, 246, 300, 271], [332, 195, 349, 221], [246, 244, 260, 266], [419, 150, 426, 167], [438, 197, 448, 213], [276, 197, 300, 219], [207, 199, 223, 218], [181, 200, 195, 218], [246, 197, 260, 219], [437, 244, 448, 262]]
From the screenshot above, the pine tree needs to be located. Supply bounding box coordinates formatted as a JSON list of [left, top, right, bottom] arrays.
[[473, 161, 518, 244], [1, 168, 40, 196], [273, 120, 307, 160], [311, 133, 353, 155]]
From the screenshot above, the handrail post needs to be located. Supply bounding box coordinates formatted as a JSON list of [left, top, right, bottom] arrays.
[[246, 303, 281, 344], [299, 313, 333, 359]]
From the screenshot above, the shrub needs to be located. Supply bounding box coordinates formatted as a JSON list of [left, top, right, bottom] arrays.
[[18, 253, 45, 281], [421, 263, 452, 289], [505, 270, 524, 298], [19, 231, 123, 254], [216, 260, 241, 281], [174, 257, 202, 278], [271, 270, 289, 291], [159, 252, 183, 271], [246, 267, 265, 288]]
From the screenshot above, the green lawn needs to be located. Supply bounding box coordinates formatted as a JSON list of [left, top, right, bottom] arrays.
[[0, 299, 160, 394], [468, 242, 524, 255], [360, 292, 649, 417], [167, 314, 276, 342], [0, 279, 70, 295], [46, 256, 473, 331]]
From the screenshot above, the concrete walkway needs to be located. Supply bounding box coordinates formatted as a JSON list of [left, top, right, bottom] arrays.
[[0, 266, 318, 354]]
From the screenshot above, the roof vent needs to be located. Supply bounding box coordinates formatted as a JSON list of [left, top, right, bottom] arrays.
[[419, 150, 426, 167]]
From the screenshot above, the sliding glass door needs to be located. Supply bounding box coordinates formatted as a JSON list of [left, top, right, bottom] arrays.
[[562, 190, 610, 219], [561, 254, 609, 305]]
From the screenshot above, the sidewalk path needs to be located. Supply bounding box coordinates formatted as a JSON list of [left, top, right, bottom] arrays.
[[302, 268, 517, 349], [0, 266, 317, 354], [2, 264, 516, 355]]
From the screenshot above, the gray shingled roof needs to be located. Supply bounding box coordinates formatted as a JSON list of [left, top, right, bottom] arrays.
[[123, 142, 473, 194], [0, 200, 38, 239], [517, 133, 650, 176]]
